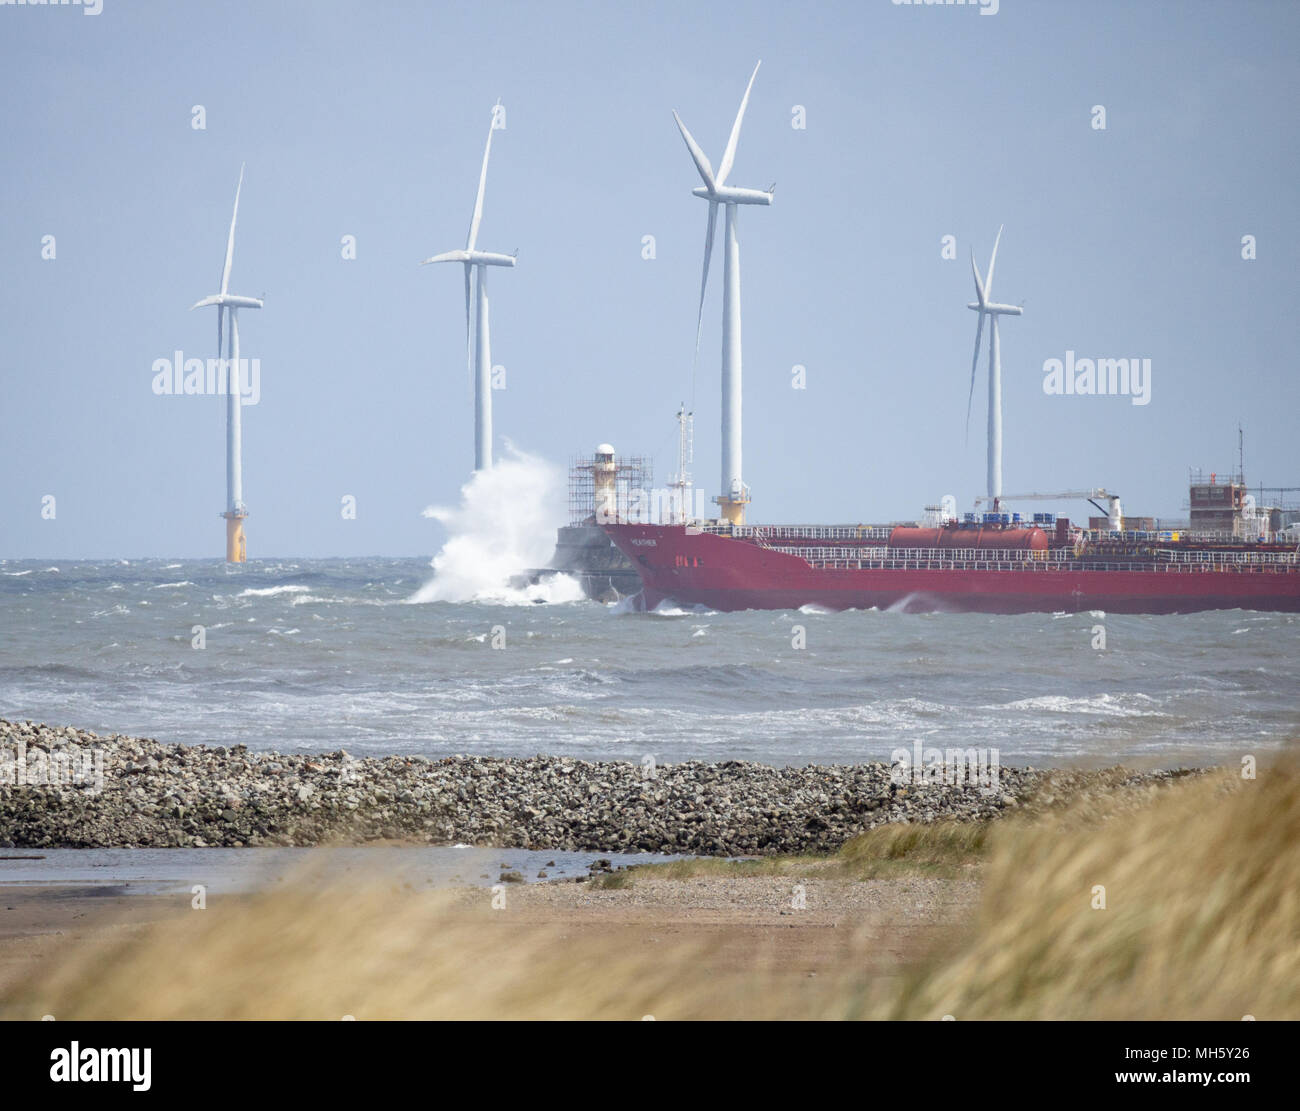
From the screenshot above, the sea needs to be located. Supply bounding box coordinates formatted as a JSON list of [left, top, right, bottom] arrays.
[[2, 555, 1297, 772]]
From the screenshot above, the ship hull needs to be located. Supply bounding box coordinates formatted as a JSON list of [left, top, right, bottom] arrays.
[[605, 524, 1300, 615]]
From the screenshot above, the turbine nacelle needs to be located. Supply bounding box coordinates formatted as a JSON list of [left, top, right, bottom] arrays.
[[691, 185, 772, 206], [191, 293, 265, 311]]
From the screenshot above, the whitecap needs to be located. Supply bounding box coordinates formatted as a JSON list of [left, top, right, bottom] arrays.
[[238, 584, 311, 598]]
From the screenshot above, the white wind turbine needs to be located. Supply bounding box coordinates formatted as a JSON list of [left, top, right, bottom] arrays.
[[191, 163, 263, 563], [673, 61, 773, 526], [422, 106, 515, 472], [965, 226, 1023, 503]]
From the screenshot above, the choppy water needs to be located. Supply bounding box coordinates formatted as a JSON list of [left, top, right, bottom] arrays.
[[1, 558, 1297, 769]]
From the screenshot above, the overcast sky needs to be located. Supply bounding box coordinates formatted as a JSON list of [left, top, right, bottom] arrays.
[[2, 0, 1297, 558]]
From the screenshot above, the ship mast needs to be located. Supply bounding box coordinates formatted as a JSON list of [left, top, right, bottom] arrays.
[[669, 404, 694, 524]]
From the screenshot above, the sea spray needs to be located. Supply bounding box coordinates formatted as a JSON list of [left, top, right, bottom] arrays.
[[409, 446, 585, 605]]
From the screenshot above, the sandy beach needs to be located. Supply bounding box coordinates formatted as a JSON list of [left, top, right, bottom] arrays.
[[0, 868, 979, 1014]]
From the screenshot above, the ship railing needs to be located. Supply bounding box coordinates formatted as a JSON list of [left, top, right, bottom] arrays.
[[1085, 528, 1294, 546], [1154, 548, 1300, 566], [769, 546, 1300, 575], [770, 545, 1050, 564], [696, 524, 894, 541]]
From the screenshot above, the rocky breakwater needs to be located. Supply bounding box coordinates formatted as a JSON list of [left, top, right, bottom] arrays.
[[0, 719, 1180, 854]]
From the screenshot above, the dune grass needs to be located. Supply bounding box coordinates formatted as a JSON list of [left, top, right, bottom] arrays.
[[620, 819, 993, 885]]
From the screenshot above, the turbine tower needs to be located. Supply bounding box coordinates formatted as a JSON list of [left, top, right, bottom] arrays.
[[422, 105, 515, 472], [674, 62, 773, 526], [192, 164, 263, 563], [965, 226, 1023, 503]]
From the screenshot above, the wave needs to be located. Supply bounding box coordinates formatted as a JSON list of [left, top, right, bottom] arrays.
[[408, 447, 582, 606], [238, 585, 311, 599], [998, 693, 1165, 718]]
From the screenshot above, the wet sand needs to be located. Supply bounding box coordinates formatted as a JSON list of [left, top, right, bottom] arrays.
[[0, 872, 978, 1013]]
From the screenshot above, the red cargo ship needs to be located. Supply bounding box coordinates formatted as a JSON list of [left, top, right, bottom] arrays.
[[604, 505, 1300, 615]]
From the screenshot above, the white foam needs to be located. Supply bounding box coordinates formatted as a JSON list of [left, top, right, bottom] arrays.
[[238, 584, 311, 598], [999, 693, 1164, 718], [408, 445, 584, 606], [648, 599, 715, 617]]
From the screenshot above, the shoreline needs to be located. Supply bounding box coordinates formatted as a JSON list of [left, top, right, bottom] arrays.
[[2, 719, 1196, 853]]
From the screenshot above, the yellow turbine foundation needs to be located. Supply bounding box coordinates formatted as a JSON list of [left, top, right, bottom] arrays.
[[717, 496, 749, 527], [224, 516, 247, 563]]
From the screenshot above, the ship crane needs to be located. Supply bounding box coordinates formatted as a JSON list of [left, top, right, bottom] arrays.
[[974, 488, 1123, 531]]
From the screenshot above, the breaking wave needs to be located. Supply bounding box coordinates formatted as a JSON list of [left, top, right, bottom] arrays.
[[408, 445, 583, 606]]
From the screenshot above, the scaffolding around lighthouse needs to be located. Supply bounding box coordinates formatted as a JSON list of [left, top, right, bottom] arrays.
[[568, 446, 653, 525]]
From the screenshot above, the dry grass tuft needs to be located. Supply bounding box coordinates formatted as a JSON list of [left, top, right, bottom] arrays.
[[879, 762, 1300, 1019], [835, 820, 991, 878]]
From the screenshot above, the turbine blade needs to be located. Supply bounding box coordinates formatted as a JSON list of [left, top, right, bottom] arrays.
[[466, 116, 495, 252], [221, 163, 244, 297], [985, 224, 1004, 300], [672, 111, 716, 189], [965, 311, 985, 445], [421, 250, 471, 265], [693, 200, 718, 361], [717, 61, 761, 187], [970, 249, 986, 307]]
